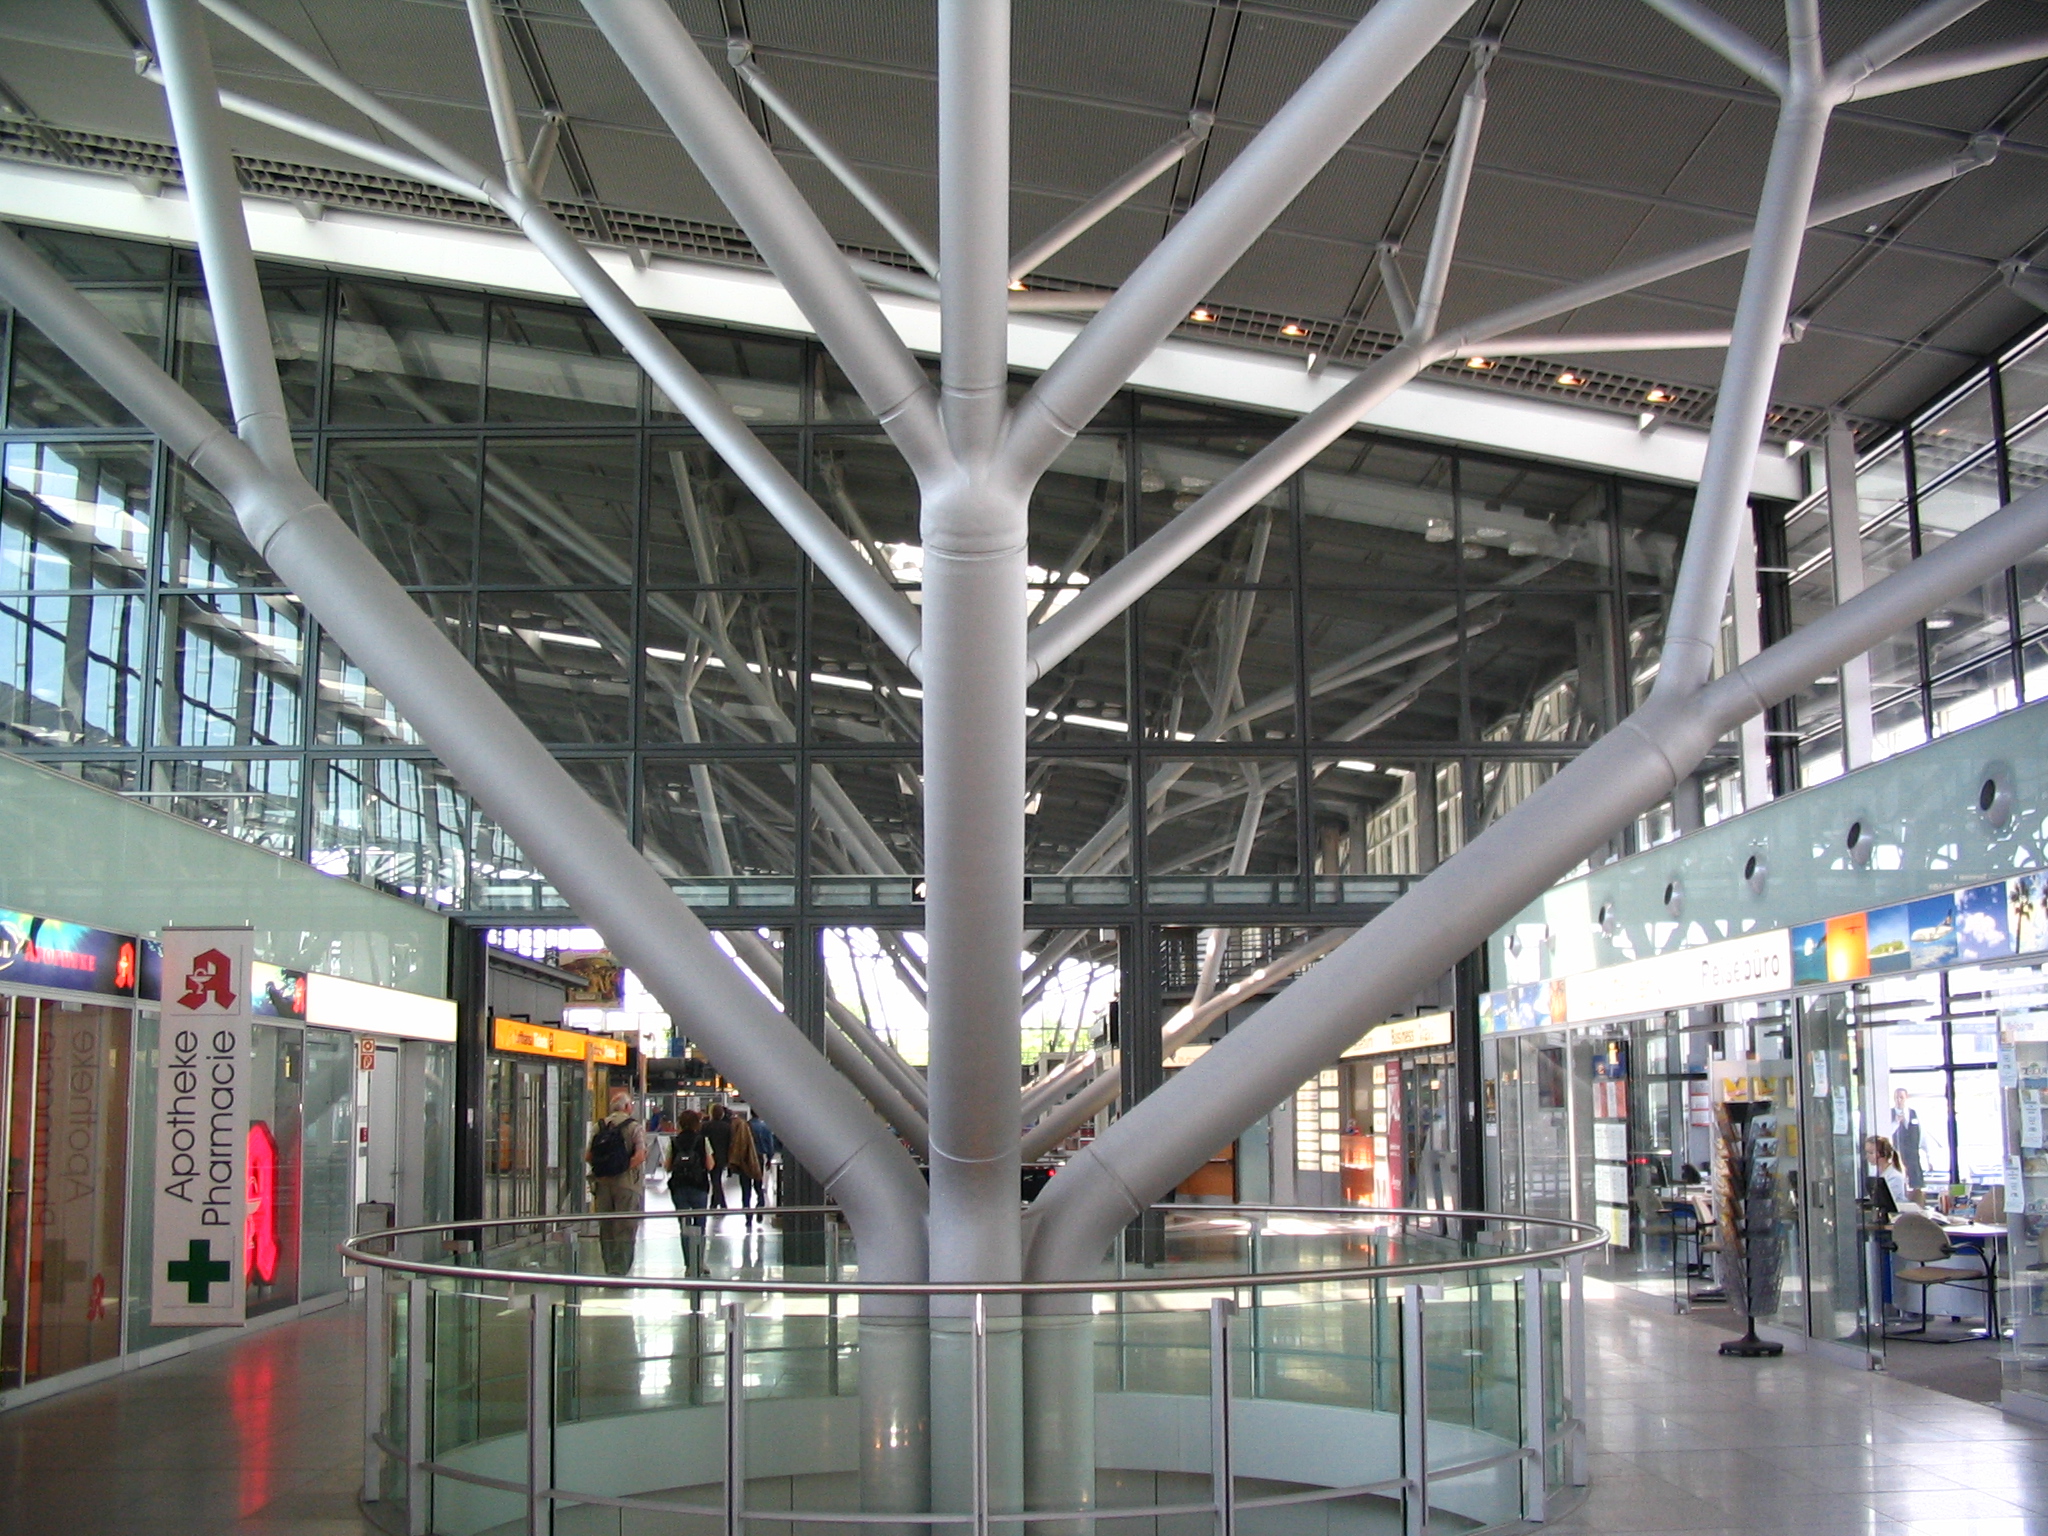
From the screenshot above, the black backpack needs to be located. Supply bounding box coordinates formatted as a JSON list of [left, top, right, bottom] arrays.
[[670, 1131, 712, 1190], [589, 1118, 633, 1178]]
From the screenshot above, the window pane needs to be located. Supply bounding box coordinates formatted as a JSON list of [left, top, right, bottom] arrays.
[[2, 440, 152, 591], [1458, 458, 1611, 586], [1025, 758, 1132, 875], [1141, 589, 1295, 739], [149, 756, 301, 855], [316, 593, 470, 746], [1465, 592, 1616, 743], [1028, 612, 1128, 745], [808, 760, 921, 877], [480, 439, 637, 586], [175, 284, 324, 426], [1301, 588, 1462, 745], [1031, 435, 1127, 580], [1911, 372, 1996, 489], [650, 321, 804, 425], [809, 585, 922, 745], [648, 436, 803, 587], [1311, 758, 1444, 875], [640, 757, 798, 877], [475, 591, 633, 743], [311, 755, 469, 904], [1871, 685, 1927, 761], [0, 591, 147, 748], [1301, 437, 1459, 587], [1930, 649, 2015, 739], [2000, 328, 2048, 438], [330, 282, 484, 425], [163, 464, 280, 590], [1617, 481, 1687, 593], [1918, 459, 2011, 674], [487, 299, 639, 424], [326, 441, 477, 587], [1138, 434, 1290, 585], [9, 225, 169, 281], [468, 759, 628, 914], [1144, 758, 1300, 888], [814, 435, 921, 560], [642, 589, 801, 745], [10, 290, 165, 429], [159, 592, 305, 747]]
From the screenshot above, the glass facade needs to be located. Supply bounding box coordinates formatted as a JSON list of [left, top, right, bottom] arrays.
[[1772, 322, 2048, 788], [0, 223, 1702, 932]]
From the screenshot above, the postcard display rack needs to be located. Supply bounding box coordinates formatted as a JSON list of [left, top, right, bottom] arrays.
[[1710, 1059, 1794, 1357], [2002, 1010, 2048, 1410]]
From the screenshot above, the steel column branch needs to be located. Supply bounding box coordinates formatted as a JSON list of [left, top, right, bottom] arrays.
[[142, 0, 293, 473], [465, 0, 532, 194], [1001, 0, 1472, 485], [581, 0, 949, 483], [0, 226, 933, 1284], [1027, 469, 2048, 1277], [1641, 0, 1788, 92], [734, 50, 941, 278], [1008, 118, 1211, 285], [1848, 34, 2048, 99], [1409, 50, 1492, 344]]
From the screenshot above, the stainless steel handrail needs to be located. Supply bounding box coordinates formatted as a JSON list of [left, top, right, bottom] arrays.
[[340, 1202, 1602, 1295]]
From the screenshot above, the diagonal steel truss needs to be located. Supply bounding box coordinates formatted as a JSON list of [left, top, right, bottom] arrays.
[[5, 0, 2048, 1300]]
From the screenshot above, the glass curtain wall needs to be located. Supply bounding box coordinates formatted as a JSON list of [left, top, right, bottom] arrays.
[[0, 222, 1695, 928], [1772, 322, 2048, 787]]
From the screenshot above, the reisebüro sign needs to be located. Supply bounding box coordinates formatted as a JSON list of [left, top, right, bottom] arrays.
[[152, 928, 253, 1327]]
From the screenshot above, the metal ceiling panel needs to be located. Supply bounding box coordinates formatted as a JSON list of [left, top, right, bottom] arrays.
[[1012, 94, 1181, 199], [571, 121, 728, 226], [1205, 230, 1375, 318], [287, 0, 484, 107], [1258, 145, 1408, 245], [1452, 172, 1650, 284], [525, 14, 673, 132], [1806, 252, 1997, 346], [747, 0, 938, 76], [1477, 60, 1732, 199], [1013, 0, 1209, 112], [5, 37, 176, 144], [745, 53, 938, 176], [1504, 0, 1781, 89]]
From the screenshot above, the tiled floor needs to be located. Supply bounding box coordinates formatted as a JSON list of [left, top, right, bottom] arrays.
[[2, 1268, 2045, 1534], [1548, 1287, 2048, 1536]]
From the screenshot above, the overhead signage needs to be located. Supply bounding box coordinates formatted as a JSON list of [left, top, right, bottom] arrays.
[[493, 1016, 628, 1065], [251, 962, 307, 1019], [1343, 1011, 1453, 1058], [306, 972, 457, 1042], [1484, 872, 2048, 1033], [0, 905, 137, 998], [152, 928, 253, 1327]]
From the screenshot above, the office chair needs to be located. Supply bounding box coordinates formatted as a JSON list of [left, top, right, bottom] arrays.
[[1888, 1212, 1996, 1342]]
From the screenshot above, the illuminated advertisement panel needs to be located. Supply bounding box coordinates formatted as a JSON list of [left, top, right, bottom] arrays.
[[0, 906, 137, 997]]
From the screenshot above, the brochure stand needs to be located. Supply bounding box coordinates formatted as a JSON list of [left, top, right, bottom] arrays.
[[1712, 1063, 1789, 1358]]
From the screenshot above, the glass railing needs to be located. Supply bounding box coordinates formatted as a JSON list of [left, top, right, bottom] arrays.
[[347, 1204, 1598, 1536]]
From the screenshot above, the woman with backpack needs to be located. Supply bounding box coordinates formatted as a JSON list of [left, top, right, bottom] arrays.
[[668, 1109, 715, 1273]]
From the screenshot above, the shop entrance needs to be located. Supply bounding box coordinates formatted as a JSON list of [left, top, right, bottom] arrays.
[[0, 992, 131, 1389], [485, 1053, 591, 1222]]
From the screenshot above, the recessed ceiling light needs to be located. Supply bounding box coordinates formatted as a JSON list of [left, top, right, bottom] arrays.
[[1190, 308, 1215, 322], [1645, 387, 1672, 404], [1465, 355, 1495, 370], [1556, 371, 1584, 386], [1008, 279, 1026, 292], [1280, 323, 1306, 337]]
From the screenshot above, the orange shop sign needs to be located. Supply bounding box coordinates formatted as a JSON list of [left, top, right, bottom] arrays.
[[493, 1017, 628, 1065]]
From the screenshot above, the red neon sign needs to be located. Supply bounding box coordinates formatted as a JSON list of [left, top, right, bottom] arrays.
[[245, 1121, 279, 1286]]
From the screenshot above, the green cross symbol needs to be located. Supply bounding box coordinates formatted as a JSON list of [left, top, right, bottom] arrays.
[[166, 1239, 232, 1304]]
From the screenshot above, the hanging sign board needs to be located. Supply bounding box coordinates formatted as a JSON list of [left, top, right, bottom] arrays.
[[152, 929, 253, 1327]]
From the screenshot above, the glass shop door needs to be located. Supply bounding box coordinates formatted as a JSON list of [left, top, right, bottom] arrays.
[[1795, 988, 1882, 1363]]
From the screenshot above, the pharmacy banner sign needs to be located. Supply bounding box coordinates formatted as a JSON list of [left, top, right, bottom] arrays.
[[152, 928, 252, 1326]]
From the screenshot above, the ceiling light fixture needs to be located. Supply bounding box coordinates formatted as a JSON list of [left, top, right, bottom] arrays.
[[1008, 279, 1026, 292], [1280, 322, 1306, 337], [1464, 355, 1496, 370], [1645, 387, 1672, 404], [1555, 371, 1584, 386], [1190, 308, 1215, 322]]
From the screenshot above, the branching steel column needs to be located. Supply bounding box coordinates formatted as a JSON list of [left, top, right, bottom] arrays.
[[144, 0, 292, 474], [1408, 48, 1491, 343], [1648, 36, 1830, 698], [0, 224, 935, 1283], [923, 0, 1025, 1293]]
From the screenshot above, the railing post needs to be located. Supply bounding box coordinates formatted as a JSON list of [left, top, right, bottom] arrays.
[[1520, 1266, 1548, 1523], [363, 1263, 386, 1507], [527, 1293, 555, 1536], [406, 1276, 431, 1536], [971, 1291, 990, 1536], [1400, 1283, 1427, 1536], [1565, 1253, 1588, 1488], [725, 1298, 746, 1536], [1209, 1296, 1237, 1536]]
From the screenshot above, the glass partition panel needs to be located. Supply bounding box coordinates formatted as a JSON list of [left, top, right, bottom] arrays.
[[0, 591, 148, 749], [1, 439, 152, 592], [9, 290, 166, 430], [330, 281, 485, 426]]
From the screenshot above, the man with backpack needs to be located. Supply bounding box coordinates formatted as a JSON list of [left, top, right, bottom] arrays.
[[586, 1087, 647, 1276]]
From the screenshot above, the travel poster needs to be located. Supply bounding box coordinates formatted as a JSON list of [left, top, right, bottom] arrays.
[[1866, 903, 1912, 974], [1956, 882, 2013, 962]]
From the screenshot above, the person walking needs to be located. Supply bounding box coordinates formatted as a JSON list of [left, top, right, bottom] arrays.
[[704, 1102, 737, 1209], [586, 1088, 646, 1277], [747, 1110, 779, 1206], [668, 1108, 715, 1274], [729, 1109, 765, 1219]]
